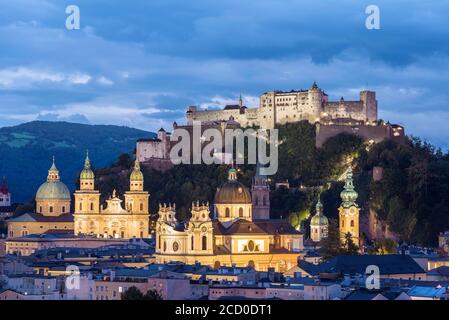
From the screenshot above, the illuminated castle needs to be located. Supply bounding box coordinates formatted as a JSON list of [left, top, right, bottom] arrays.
[[186, 82, 378, 129]]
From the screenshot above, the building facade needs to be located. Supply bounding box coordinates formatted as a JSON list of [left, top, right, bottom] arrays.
[[74, 155, 150, 239], [154, 168, 303, 272], [186, 82, 378, 129]]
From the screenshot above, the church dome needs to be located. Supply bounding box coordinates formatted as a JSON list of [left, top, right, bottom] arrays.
[[36, 157, 71, 200], [130, 159, 144, 181], [310, 198, 328, 226], [214, 168, 252, 204], [80, 151, 94, 180], [311, 213, 329, 226]]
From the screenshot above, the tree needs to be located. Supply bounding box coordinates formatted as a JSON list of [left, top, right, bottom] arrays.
[[121, 286, 144, 300], [371, 239, 398, 255], [342, 232, 359, 255], [319, 219, 342, 260], [143, 290, 163, 300]]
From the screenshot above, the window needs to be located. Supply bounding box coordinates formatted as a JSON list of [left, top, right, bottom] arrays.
[[158, 235, 161, 249], [173, 242, 179, 252], [225, 207, 230, 218], [79, 203, 82, 211], [350, 220, 354, 227], [140, 203, 143, 211], [49, 206, 53, 213], [90, 203, 94, 211], [163, 241, 167, 252], [62, 206, 65, 213], [239, 207, 244, 217], [191, 236, 194, 250], [202, 236, 207, 250]]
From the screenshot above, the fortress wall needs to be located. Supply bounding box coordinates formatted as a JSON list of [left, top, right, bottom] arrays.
[[316, 123, 405, 148]]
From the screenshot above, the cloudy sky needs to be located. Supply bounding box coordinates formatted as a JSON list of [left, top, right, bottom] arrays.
[[1, 0, 449, 149]]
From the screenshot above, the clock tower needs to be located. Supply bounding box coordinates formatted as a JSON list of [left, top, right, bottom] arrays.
[[338, 167, 360, 246]]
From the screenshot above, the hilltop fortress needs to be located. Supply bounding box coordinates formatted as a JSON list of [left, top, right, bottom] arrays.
[[186, 82, 378, 128]]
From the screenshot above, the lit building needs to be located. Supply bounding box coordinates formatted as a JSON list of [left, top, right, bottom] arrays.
[[154, 168, 303, 272], [338, 167, 360, 246], [6, 158, 74, 238], [0, 177, 14, 220], [74, 154, 150, 239], [251, 164, 270, 220], [310, 197, 328, 242]]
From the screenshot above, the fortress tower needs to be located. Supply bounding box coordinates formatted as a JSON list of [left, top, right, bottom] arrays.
[[251, 163, 270, 220]]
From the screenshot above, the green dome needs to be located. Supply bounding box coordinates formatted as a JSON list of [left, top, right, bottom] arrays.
[[36, 157, 71, 200], [310, 198, 328, 226], [80, 152, 94, 180], [130, 159, 144, 181], [36, 181, 71, 200], [340, 167, 359, 208], [311, 213, 329, 226]]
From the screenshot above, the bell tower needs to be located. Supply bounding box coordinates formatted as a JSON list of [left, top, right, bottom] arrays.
[[251, 163, 270, 220], [74, 152, 101, 235], [338, 167, 360, 246], [124, 159, 149, 214]]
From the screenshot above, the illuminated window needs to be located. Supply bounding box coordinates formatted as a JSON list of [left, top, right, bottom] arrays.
[[225, 208, 230, 218], [350, 220, 354, 227], [239, 207, 243, 217]]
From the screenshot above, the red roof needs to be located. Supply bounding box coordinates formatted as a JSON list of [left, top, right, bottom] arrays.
[[0, 177, 8, 194]]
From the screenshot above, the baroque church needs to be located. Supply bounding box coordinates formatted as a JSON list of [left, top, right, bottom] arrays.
[[154, 167, 304, 272], [7, 154, 150, 239]]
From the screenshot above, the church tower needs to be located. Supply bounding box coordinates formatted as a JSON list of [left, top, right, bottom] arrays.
[[124, 159, 149, 214], [0, 177, 11, 207], [74, 152, 101, 235], [251, 163, 270, 220], [338, 167, 360, 246], [310, 197, 328, 242], [187, 201, 213, 255]]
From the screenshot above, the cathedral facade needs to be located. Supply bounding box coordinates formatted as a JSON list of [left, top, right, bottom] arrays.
[[7, 158, 74, 238], [154, 168, 303, 272], [74, 154, 150, 239], [186, 82, 378, 129]]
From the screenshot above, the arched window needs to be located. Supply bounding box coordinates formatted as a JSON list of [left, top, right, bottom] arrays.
[[39, 206, 42, 213], [158, 235, 161, 249], [79, 203, 82, 211], [62, 206, 65, 213], [350, 220, 354, 227], [191, 236, 194, 250], [140, 203, 144, 211], [225, 207, 230, 218], [163, 241, 167, 252], [49, 206, 53, 213], [239, 207, 244, 217], [90, 203, 94, 211], [202, 236, 207, 251]]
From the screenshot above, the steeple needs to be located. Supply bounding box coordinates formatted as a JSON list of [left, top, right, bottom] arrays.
[[310, 195, 329, 241], [47, 156, 60, 182], [0, 176, 9, 195], [340, 166, 358, 208], [79, 150, 95, 190], [130, 159, 144, 191], [239, 93, 243, 108]]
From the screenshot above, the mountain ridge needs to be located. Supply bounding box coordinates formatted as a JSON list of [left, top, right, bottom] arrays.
[[0, 120, 155, 202]]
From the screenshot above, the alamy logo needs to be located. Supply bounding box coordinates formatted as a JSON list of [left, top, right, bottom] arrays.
[[365, 265, 380, 290], [365, 5, 381, 30], [169, 121, 278, 175], [65, 265, 80, 290], [65, 5, 80, 30]]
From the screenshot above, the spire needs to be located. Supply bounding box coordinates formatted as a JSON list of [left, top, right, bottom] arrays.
[[47, 156, 60, 182], [84, 150, 91, 169], [311, 81, 319, 90], [0, 176, 8, 194], [340, 166, 358, 207], [316, 197, 323, 215], [239, 93, 243, 107]]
